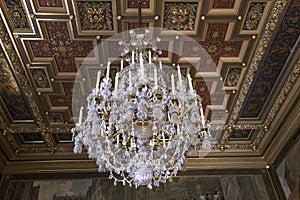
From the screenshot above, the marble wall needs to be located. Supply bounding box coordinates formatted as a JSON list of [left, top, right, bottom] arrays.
[[276, 137, 300, 200], [220, 176, 270, 200]]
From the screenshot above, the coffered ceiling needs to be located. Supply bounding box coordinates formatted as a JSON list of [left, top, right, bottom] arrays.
[[0, 0, 299, 174]]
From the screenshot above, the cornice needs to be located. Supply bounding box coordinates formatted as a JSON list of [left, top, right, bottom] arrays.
[[3, 159, 98, 174], [5, 126, 72, 134], [263, 87, 300, 164], [186, 156, 267, 170], [3, 156, 268, 174]]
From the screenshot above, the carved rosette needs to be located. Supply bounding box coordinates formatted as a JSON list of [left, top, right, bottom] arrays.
[[163, 2, 198, 31], [77, 1, 114, 31], [243, 2, 267, 30]]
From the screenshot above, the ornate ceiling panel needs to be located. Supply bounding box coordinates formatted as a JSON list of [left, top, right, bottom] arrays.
[[0, 0, 299, 173], [240, 0, 300, 119], [0, 46, 34, 122]]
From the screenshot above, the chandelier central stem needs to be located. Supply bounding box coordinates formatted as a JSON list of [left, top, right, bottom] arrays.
[[138, 0, 142, 30]]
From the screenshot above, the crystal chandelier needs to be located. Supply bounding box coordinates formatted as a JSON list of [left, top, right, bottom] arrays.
[[72, 3, 211, 190]]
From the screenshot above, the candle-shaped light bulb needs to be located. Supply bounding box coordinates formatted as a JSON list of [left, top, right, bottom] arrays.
[[114, 72, 119, 96], [187, 74, 194, 94], [140, 52, 144, 79], [149, 50, 152, 64], [117, 134, 120, 146], [200, 104, 205, 127], [106, 61, 111, 80], [132, 50, 135, 64], [171, 74, 175, 94], [128, 70, 132, 91], [150, 139, 154, 147], [162, 132, 166, 147], [177, 64, 182, 89], [120, 59, 123, 71], [159, 61, 162, 70], [95, 70, 101, 94], [79, 106, 83, 125], [154, 67, 158, 89]]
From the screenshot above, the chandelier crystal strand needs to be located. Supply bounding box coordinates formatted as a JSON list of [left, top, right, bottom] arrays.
[[72, 29, 212, 189]]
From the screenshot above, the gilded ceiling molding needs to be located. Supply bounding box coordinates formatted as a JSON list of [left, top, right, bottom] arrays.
[[2, 0, 30, 29], [0, 116, 8, 130], [263, 60, 300, 129], [4, 127, 71, 154], [222, 58, 300, 151], [0, 45, 34, 121], [228, 0, 288, 125], [41, 130, 56, 148], [219, 140, 258, 151], [17, 146, 74, 154], [6, 126, 72, 134], [219, 0, 288, 147], [187, 156, 266, 164], [240, 0, 300, 118], [0, 16, 44, 125], [2, 130, 19, 154]]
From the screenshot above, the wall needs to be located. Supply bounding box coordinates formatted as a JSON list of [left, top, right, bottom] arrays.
[[0, 169, 275, 200], [276, 136, 300, 200]]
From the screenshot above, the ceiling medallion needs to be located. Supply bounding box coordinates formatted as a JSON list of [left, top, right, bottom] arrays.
[[88, 8, 106, 24], [171, 8, 190, 25], [72, 1, 211, 189], [164, 2, 198, 30]]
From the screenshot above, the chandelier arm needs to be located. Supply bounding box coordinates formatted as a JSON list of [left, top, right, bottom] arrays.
[[108, 131, 120, 139], [116, 145, 127, 154]]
